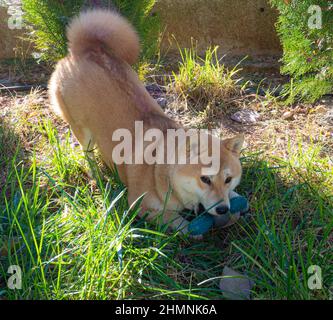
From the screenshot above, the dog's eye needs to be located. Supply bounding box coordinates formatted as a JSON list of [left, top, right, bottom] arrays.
[[200, 176, 212, 185], [225, 177, 232, 184]]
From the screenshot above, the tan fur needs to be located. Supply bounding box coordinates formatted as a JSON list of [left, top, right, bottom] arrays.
[[67, 10, 140, 65], [49, 10, 244, 235]]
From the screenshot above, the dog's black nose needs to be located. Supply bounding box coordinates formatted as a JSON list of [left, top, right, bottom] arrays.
[[216, 205, 229, 215]]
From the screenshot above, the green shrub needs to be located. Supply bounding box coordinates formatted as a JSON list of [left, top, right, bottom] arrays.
[[22, 0, 160, 63], [22, 0, 84, 62], [270, 0, 333, 103], [111, 0, 160, 61]]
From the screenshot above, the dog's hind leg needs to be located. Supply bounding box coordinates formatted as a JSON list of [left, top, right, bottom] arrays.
[[67, 124, 96, 177], [50, 86, 96, 156], [77, 127, 97, 178], [79, 127, 95, 154]]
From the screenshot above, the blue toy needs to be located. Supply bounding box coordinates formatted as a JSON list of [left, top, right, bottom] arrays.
[[229, 196, 249, 214], [188, 196, 249, 236], [188, 214, 215, 236]]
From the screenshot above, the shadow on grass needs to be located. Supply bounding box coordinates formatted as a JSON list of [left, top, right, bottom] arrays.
[[0, 117, 28, 191], [0, 111, 43, 207], [1, 113, 332, 299], [0, 116, 32, 294], [168, 152, 332, 299]]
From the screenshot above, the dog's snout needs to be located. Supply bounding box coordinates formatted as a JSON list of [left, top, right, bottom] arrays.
[[216, 205, 229, 215]]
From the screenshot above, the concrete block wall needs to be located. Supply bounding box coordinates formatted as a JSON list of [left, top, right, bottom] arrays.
[[0, 0, 281, 60], [155, 0, 281, 57]]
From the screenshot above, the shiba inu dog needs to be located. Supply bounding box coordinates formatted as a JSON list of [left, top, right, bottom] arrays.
[[49, 10, 244, 235]]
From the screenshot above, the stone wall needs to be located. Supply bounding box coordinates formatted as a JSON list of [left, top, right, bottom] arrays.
[[0, 0, 281, 60], [155, 0, 281, 57], [1, 8, 19, 59]]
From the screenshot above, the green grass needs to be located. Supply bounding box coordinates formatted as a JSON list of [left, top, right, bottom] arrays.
[[0, 99, 332, 300], [170, 46, 243, 113]]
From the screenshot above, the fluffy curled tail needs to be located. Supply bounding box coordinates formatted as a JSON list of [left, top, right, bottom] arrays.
[[66, 9, 140, 65]]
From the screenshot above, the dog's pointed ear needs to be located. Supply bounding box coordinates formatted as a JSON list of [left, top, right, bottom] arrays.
[[223, 134, 244, 156]]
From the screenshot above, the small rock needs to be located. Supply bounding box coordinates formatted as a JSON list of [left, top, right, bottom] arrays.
[[146, 83, 165, 95], [282, 111, 294, 120], [244, 87, 257, 95], [231, 110, 261, 124], [324, 110, 333, 125], [156, 97, 167, 108], [219, 266, 254, 300]]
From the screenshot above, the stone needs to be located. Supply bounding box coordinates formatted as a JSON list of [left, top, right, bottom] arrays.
[[219, 266, 254, 300], [324, 110, 333, 125], [231, 109, 261, 124], [282, 111, 294, 120], [145, 83, 165, 95], [156, 97, 167, 108]]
